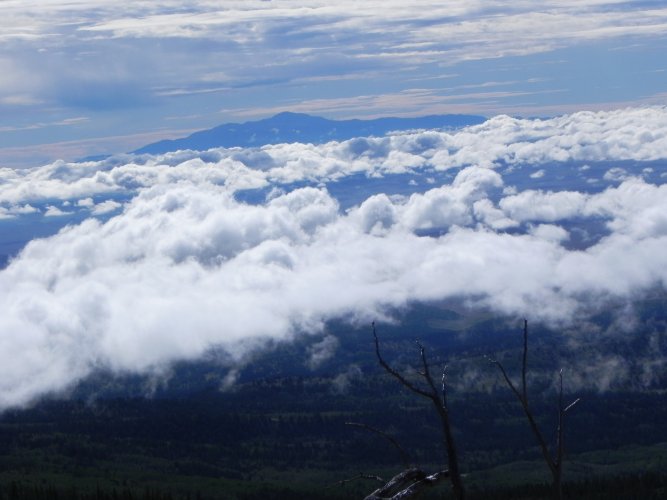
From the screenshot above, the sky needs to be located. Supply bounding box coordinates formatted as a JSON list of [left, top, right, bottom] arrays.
[[1, 0, 667, 167]]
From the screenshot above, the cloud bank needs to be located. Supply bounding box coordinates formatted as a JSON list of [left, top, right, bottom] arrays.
[[1, 107, 666, 207], [0, 107, 666, 410]]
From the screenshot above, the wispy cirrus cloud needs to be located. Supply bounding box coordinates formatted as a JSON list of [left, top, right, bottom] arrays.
[[226, 87, 562, 119], [0, 127, 197, 170], [1, 1, 667, 166], [0, 117, 89, 133]]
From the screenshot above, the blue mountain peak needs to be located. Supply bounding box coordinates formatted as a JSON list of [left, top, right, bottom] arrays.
[[133, 112, 486, 155]]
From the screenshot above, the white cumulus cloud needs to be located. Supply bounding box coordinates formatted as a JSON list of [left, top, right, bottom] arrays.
[[0, 107, 666, 410]]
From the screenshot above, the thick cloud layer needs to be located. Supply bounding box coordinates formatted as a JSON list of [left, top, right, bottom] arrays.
[[0, 107, 666, 409]]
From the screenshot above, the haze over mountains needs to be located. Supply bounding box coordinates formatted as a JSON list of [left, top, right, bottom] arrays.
[[132, 112, 486, 155]]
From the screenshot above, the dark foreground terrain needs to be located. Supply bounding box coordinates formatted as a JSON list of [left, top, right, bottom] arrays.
[[1, 295, 666, 499]]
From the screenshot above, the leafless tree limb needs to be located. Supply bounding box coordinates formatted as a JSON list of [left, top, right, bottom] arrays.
[[522, 318, 528, 403], [331, 473, 385, 488], [371, 322, 465, 500], [489, 320, 580, 500], [564, 398, 581, 414], [363, 468, 449, 500], [372, 324, 432, 399]]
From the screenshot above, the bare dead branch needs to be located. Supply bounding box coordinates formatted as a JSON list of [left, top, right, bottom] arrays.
[[556, 370, 564, 465], [555, 370, 580, 476], [345, 422, 411, 469], [332, 473, 385, 488], [372, 323, 466, 500], [490, 325, 556, 477], [558, 369, 564, 412], [487, 356, 523, 402], [490, 320, 580, 500], [522, 318, 528, 403], [441, 367, 449, 408], [564, 398, 581, 414], [393, 470, 450, 499], [365, 468, 425, 499], [372, 322, 432, 399], [416, 340, 440, 398], [364, 468, 449, 500]]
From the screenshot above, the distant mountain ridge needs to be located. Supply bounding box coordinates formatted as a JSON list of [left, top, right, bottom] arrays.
[[133, 111, 486, 155]]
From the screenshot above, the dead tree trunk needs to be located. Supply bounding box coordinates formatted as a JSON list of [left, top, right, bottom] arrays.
[[363, 468, 450, 500], [372, 322, 465, 500], [489, 320, 579, 500]]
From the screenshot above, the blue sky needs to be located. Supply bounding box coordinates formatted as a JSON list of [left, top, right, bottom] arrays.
[[0, 1, 666, 167]]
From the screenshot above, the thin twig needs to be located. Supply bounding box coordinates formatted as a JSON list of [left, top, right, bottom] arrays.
[[488, 324, 557, 478], [331, 473, 385, 489], [416, 340, 440, 399], [441, 366, 449, 408], [522, 318, 528, 404], [564, 398, 581, 414], [487, 356, 523, 402], [372, 323, 432, 399], [372, 323, 466, 500], [489, 321, 581, 500]]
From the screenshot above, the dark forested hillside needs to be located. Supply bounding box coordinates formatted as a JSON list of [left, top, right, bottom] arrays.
[[1, 297, 666, 499]]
